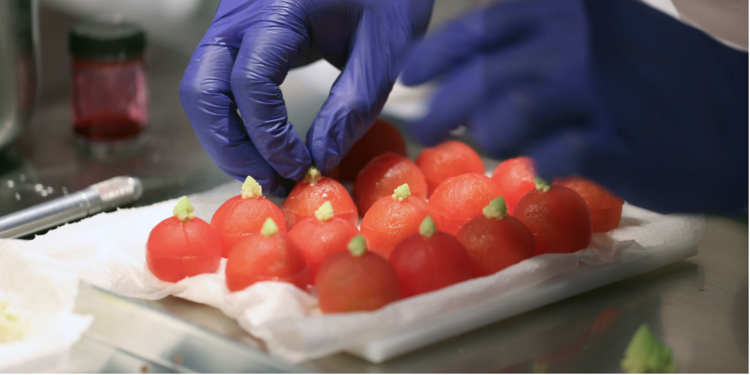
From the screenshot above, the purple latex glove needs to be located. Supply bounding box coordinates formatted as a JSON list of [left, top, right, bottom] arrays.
[[180, 0, 433, 196], [402, 0, 747, 214]]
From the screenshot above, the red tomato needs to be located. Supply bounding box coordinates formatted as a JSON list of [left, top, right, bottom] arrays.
[[490, 157, 536, 215], [289, 204, 360, 283], [225, 219, 308, 292], [316, 236, 401, 313], [514, 182, 593, 255], [456, 197, 535, 277], [389, 217, 472, 298], [554, 176, 624, 233], [416, 140, 486, 196], [428, 173, 503, 235], [211, 177, 287, 258], [353, 152, 428, 215], [281, 169, 357, 229], [360, 184, 436, 259], [146, 197, 222, 282], [336, 118, 408, 182]]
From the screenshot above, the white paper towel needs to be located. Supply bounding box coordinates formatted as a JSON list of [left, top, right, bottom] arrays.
[[4, 180, 705, 363], [0, 241, 93, 372]]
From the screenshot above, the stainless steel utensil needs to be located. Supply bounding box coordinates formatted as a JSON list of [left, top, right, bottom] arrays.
[[0, 176, 143, 238], [0, 0, 39, 150]]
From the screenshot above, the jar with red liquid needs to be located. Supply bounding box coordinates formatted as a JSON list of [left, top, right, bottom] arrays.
[[69, 19, 147, 154]]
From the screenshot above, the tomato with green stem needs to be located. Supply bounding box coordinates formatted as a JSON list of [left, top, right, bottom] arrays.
[[281, 166, 357, 229], [211, 176, 287, 258], [225, 218, 308, 292], [514, 178, 593, 255], [289, 201, 360, 283], [389, 216, 473, 298], [456, 196, 535, 277], [147, 196, 222, 282], [316, 235, 401, 313], [360, 183, 436, 259], [353, 152, 428, 215]]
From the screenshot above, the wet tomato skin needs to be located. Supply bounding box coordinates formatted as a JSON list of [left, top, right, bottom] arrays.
[[456, 215, 535, 277], [514, 185, 593, 255], [388, 232, 473, 298], [554, 176, 624, 233], [360, 195, 436, 260], [146, 217, 223, 283], [225, 232, 308, 292], [353, 152, 428, 215], [281, 177, 357, 229], [416, 141, 485, 196], [490, 157, 536, 215], [316, 251, 401, 313], [428, 173, 503, 235], [289, 217, 360, 283], [336, 118, 408, 182], [210, 195, 287, 258]]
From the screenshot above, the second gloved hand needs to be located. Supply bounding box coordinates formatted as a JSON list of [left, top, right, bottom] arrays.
[[180, 0, 433, 196], [401, 0, 748, 214]]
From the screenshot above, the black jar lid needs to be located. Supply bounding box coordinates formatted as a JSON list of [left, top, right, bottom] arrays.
[[69, 18, 146, 61]]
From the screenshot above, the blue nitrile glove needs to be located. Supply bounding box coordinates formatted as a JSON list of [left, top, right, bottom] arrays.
[[401, 0, 748, 214], [180, 0, 433, 196]]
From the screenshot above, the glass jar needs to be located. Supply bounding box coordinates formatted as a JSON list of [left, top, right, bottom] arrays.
[[69, 19, 147, 155]]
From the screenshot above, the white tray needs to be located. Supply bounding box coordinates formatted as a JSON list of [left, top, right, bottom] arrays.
[[348, 238, 698, 363]]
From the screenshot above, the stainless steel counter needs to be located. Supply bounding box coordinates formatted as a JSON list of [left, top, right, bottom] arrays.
[[2, 6, 747, 373]]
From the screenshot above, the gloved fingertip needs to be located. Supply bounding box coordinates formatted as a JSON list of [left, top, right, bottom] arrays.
[[319, 154, 341, 177]]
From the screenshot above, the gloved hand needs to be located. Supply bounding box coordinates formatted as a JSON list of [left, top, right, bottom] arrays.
[[180, 0, 433, 196], [401, 0, 748, 214]]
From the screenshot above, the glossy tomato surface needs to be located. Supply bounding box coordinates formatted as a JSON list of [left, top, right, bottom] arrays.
[[336, 118, 408, 182], [281, 177, 357, 229], [360, 195, 435, 259], [211, 195, 287, 258], [225, 232, 308, 292], [416, 140, 486, 196], [514, 186, 593, 255], [289, 216, 359, 283], [490, 157, 536, 215], [555, 176, 624, 233], [456, 215, 535, 277], [389, 232, 473, 298], [316, 251, 401, 313], [353, 152, 428, 215], [146, 216, 222, 283], [428, 173, 503, 235]]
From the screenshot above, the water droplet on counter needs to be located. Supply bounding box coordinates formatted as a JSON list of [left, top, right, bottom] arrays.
[[47, 186, 54, 194], [19, 174, 26, 182], [6, 180, 14, 188], [62, 187, 69, 195], [34, 184, 44, 192], [14, 192, 20, 201], [40, 190, 48, 197]]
